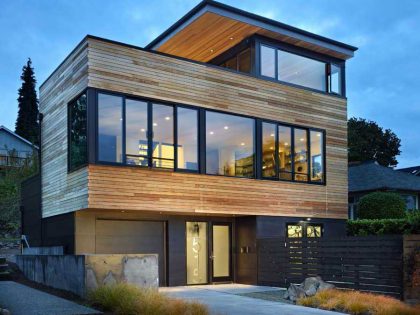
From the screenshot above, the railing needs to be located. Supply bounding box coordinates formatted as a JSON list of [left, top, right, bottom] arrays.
[[0, 155, 32, 167]]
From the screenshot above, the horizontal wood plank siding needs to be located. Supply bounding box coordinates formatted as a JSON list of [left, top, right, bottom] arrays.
[[39, 40, 89, 218], [86, 38, 348, 219]]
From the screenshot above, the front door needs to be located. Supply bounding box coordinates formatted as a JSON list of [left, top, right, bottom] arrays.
[[211, 223, 232, 282]]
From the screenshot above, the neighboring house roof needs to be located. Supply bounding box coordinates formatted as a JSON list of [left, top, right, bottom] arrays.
[[349, 161, 420, 193], [0, 125, 39, 150], [398, 166, 420, 176]]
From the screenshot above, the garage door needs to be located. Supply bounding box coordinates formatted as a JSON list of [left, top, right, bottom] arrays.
[[95, 219, 166, 285]]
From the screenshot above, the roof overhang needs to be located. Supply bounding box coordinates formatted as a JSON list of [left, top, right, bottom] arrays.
[[146, 0, 358, 62]]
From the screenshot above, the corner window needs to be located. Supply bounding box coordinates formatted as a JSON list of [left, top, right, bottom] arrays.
[[328, 64, 341, 95], [219, 48, 251, 74], [98, 93, 123, 163], [310, 130, 324, 182], [68, 93, 87, 171], [260, 45, 276, 78], [206, 111, 255, 178]]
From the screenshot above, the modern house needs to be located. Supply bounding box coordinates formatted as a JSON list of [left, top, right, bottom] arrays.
[[0, 125, 37, 169], [349, 161, 420, 219], [22, 0, 357, 286]]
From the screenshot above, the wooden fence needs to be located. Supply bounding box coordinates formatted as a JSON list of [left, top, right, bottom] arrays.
[[258, 235, 404, 298]]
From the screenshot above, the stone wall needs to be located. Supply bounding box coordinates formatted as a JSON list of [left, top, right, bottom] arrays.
[[16, 254, 159, 297]]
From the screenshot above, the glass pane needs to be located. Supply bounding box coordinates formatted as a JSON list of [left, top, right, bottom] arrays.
[[307, 225, 322, 238], [262, 122, 276, 178], [401, 194, 418, 210], [225, 57, 237, 70], [278, 50, 326, 91], [98, 93, 123, 163], [310, 130, 324, 182], [294, 128, 308, 182], [206, 111, 255, 178], [69, 93, 87, 170], [238, 48, 251, 73], [186, 222, 208, 285], [213, 225, 230, 278], [278, 125, 292, 180], [287, 225, 302, 238], [152, 104, 174, 168], [177, 108, 198, 171], [329, 64, 341, 94], [126, 99, 148, 166], [260, 45, 276, 78]]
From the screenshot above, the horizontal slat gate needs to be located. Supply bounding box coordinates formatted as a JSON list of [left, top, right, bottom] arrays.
[[258, 236, 403, 298]]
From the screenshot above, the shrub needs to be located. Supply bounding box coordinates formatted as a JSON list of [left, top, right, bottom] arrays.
[[347, 211, 420, 236], [88, 283, 208, 315], [358, 192, 406, 219], [297, 289, 420, 315]]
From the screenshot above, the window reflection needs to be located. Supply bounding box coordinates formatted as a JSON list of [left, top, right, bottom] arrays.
[[329, 64, 341, 94], [206, 112, 254, 177], [260, 45, 276, 78], [69, 93, 87, 170], [238, 48, 251, 73], [152, 104, 174, 168], [294, 128, 308, 182], [310, 130, 324, 182], [262, 122, 276, 178], [98, 93, 123, 163], [307, 225, 322, 238], [126, 99, 148, 166], [177, 108, 198, 171], [287, 225, 302, 238], [278, 126, 292, 180], [278, 50, 326, 91]]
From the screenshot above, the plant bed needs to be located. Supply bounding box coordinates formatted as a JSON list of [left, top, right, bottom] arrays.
[[297, 289, 420, 315], [88, 283, 209, 315]]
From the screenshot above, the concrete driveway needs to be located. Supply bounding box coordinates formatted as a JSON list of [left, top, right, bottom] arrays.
[[160, 284, 343, 315]]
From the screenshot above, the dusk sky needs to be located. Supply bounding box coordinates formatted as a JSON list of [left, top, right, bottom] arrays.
[[1, 0, 419, 167]]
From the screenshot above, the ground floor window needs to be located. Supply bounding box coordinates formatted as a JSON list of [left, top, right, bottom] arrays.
[[287, 223, 323, 238]]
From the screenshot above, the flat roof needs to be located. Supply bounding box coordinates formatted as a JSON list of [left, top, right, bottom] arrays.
[[146, 0, 357, 61]]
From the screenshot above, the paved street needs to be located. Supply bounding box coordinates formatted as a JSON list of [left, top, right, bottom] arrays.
[[0, 281, 99, 315], [160, 284, 343, 315]]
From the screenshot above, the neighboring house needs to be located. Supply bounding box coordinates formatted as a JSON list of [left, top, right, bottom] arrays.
[[0, 125, 38, 168], [21, 0, 357, 286], [349, 161, 420, 219], [398, 166, 420, 177]]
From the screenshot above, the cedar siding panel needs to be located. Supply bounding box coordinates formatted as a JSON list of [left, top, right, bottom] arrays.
[[40, 40, 89, 218], [86, 38, 348, 219]]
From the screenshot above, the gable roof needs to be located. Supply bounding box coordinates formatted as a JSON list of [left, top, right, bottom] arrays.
[[398, 166, 420, 176], [0, 125, 39, 149], [349, 161, 420, 193], [146, 0, 357, 61]]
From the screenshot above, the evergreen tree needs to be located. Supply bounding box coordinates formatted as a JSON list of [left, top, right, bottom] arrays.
[[15, 58, 39, 145]]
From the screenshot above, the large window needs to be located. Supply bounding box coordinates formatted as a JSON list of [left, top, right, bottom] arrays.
[[177, 107, 198, 171], [95, 91, 326, 184], [219, 48, 251, 74], [98, 93, 123, 163], [259, 42, 343, 95], [206, 112, 255, 177], [68, 93, 87, 171]]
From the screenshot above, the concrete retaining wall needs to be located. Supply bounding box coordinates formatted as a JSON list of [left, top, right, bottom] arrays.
[[16, 254, 159, 297]]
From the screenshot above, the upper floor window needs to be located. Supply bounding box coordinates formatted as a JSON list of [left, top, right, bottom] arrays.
[[177, 107, 199, 171], [206, 112, 255, 178], [220, 48, 251, 74], [68, 93, 87, 171], [259, 42, 343, 95]]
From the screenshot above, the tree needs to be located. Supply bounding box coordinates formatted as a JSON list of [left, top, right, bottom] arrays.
[[358, 192, 406, 219], [348, 117, 401, 167], [15, 58, 39, 145]]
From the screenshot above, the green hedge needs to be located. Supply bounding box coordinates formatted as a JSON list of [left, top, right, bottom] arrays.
[[358, 192, 406, 219], [347, 211, 420, 236]]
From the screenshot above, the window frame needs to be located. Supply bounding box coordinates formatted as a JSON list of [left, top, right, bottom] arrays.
[[67, 89, 89, 173], [255, 36, 345, 96], [286, 222, 324, 238], [93, 88, 326, 185]]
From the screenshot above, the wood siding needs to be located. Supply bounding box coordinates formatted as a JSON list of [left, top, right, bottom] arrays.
[[86, 37, 348, 219], [39, 40, 89, 218]]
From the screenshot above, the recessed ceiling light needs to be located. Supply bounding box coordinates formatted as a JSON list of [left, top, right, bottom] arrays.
[[165, 116, 170, 120], [300, 138, 304, 141], [285, 142, 289, 146], [209, 131, 214, 135], [240, 142, 245, 146], [153, 123, 158, 126], [224, 126, 229, 130], [317, 133, 321, 137], [270, 133, 275, 137], [210, 49, 214, 53], [229, 37, 234, 40], [140, 128, 145, 132], [270, 147, 274, 150]]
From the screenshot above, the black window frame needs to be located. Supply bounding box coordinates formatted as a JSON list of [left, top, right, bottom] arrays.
[[286, 222, 324, 238], [255, 35, 345, 96], [67, 90, 88, 173], [93, 88, 326, 185]]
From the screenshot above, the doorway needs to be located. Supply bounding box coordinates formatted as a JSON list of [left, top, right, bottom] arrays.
[[186, 221, 232, 284]]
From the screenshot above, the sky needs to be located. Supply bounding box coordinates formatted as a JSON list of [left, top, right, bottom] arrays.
[[0, 0, 419, 168]]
